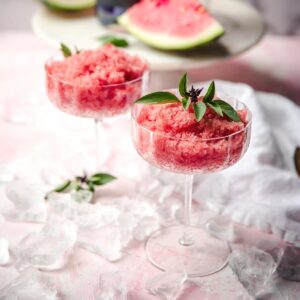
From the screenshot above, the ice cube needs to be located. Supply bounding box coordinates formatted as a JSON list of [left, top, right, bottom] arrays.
[[146, 272, 186, 300], [205, 215, 240, 242], [71, 190, 93, 203], [229, 247, 277, 297], [47, 192, 119, 230], [0, 238, 10, 265], [117, 200, 160, 247], [94, 271, 127, 300], [277, 246, 300, 281], [76, 204, 119, 230], [78, 226, 123, 262], [13, 217, 77, 270], [4, 181, 47, 223], [0, 268, 58, 300], [46, 192, 77, 220], [5, 181, 47, 210], [4, 205, 47, 223], [132, 215, 160, 241]]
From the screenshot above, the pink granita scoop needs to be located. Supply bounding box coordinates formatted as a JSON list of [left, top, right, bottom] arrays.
[[133, 102, 251, 174], [45, 44, 148, 119]]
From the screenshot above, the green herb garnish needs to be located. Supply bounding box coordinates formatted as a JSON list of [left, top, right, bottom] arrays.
[[60, 43, 81, 57], [50, 172, 116, 199], [98, 35, 129, 48], [60, 43, 72, 57], [134, 73, 241, 123]]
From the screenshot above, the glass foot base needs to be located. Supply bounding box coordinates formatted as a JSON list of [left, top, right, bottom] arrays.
[[145, 225, 230, 277]]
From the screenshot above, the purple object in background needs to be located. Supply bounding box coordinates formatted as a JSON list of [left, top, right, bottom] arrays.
[[249, 0, 300, 35], [97, 0, 138, 25]]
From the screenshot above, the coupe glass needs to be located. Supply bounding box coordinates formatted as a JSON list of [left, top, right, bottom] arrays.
[[45, 54, 148, 169], [132, 93, 252, 277]]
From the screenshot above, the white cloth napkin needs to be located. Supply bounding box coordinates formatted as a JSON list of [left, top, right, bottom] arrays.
[[193, 80, 300, 245]]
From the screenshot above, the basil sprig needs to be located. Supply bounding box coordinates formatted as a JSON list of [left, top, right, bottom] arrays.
[[52, 173, 116, 195], [134, 73, 241, 123], [98, 35, 129, 48]]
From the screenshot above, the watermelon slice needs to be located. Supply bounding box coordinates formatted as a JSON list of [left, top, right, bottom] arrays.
[[118, 0, 224, 50], [42, 0, 96, 11]]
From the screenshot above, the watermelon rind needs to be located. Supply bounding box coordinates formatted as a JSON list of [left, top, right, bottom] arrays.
[[118, 13, 225, 50], [42, 0, 96, 11]]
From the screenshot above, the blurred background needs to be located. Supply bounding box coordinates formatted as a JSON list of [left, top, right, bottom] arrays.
[[1, 0, 300, 34], [0, 0, 300, 104]]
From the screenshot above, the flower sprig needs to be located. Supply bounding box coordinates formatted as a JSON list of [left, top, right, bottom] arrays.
[[52, 172, 116, 194], [135, 73, 241, 122]]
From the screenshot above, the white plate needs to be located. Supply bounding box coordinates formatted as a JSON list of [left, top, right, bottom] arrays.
[[31, 0, 264, 71]]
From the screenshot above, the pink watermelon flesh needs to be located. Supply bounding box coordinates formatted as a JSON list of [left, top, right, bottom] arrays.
[[118, 0, 224, 50], [135, 102, 248, 174]]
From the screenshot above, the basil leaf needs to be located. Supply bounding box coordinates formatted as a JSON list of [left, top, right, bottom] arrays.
[[60, 43, 72, 57], [54, 180, 71, 193], [98, 35, 129, 48], [213, 100, 241, 122], [203, 81, 215, 103], [179, 73, 188, 98], [89, 173, 116, 185], [135, 92, 180, 104], [193, 102, 206, 122], [294, 147, 300, 177], [207, 102, 223, 117], [182, 97, 191, 110]]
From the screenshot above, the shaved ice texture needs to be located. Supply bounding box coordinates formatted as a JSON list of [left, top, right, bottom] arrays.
[[46, 44, 148, 119], [134, 102, 250, 174]]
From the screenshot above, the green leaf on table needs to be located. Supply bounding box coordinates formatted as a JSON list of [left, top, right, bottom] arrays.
[[207, 102, 223, 117], [179, 73, 189, 98], [60, 43, 72, 57], [213, 100, 241, 122], [193, 102, 206, 122], [98, 35, 129, 47], [182, 97, 191, 110], [135, 92, 180, 105], [54, 180, 71, 193], [49, 172, 116, 202], [89, 173, 117, 185], [203, 81, 215, 103]]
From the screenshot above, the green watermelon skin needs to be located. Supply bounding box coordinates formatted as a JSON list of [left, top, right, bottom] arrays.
[[42, 0, 96, 11], [118, 0, 225, 50]]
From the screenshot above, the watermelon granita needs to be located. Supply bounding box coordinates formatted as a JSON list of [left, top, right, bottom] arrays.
[[132, 99, 251, 174], [45, 44, 148, 119]]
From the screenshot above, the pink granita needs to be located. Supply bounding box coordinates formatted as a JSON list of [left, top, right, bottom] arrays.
[[133, 101, 251, 174], [45, 44, 148, 119]]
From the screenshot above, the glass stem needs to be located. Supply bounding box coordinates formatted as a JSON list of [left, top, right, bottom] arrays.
[[179, 174, 194, 246], [94, 118, 102, 171]]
